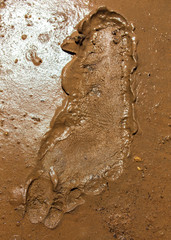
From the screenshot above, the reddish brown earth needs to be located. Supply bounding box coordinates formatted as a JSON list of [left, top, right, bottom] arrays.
[[0, 0, 170, 240]]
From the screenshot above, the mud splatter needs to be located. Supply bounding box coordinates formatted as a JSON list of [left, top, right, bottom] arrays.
[[21, 34, 27, 40], [25, 46, 42, 66], [38, 33, 50, 43]]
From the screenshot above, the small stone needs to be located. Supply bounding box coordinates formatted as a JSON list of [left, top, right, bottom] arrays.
[[137, 166, 143, 171], [4, 131, 9, 136], [134, 156, 143, 162]]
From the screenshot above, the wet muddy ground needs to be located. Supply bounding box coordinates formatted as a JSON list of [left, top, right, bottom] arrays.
[[0, 0, 170, 239]]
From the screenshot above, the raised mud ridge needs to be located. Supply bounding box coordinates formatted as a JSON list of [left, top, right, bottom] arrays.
[[13, 7, 138, 228]]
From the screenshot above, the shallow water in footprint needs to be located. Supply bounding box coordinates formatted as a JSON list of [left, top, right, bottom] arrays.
[[25, 7, 137, 228]]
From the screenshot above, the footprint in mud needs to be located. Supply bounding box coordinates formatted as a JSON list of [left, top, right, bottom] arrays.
[[23, 7, 138, 228]]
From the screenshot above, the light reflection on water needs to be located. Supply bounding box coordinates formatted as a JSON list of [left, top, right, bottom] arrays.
[[0, 0, 90, 157]]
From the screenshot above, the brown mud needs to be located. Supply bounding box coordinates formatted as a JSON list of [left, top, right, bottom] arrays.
[[0, 0, 170, 240]]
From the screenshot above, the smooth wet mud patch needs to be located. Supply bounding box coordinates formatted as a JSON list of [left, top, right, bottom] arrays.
[[14, 7, 138, 229]]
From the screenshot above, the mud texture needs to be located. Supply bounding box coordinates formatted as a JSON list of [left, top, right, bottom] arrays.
[[0, 0, 170, 240]]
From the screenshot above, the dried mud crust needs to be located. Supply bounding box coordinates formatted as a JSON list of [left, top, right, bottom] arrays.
[[24, 7, 138, 228]]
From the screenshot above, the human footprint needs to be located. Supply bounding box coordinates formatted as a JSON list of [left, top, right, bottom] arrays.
[[25, 7, 137, 228]]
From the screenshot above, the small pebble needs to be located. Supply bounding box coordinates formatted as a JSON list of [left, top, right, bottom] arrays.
[[134, 156, 143, 162]]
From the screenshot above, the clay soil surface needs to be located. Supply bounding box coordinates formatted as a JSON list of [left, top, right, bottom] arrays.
[[0, 0, 170, 240]]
